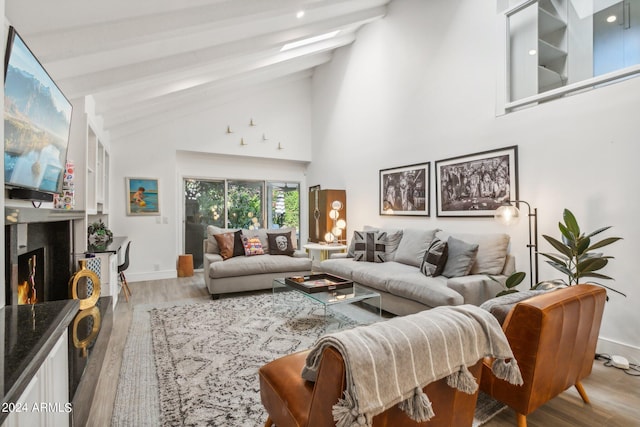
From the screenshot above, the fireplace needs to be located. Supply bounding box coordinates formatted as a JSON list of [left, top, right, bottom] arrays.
[[17, 248, 45, 304], [5, 207, 85, 305]]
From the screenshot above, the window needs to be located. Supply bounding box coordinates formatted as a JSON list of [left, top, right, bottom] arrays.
[[505, 0, 640, 110], [227, 180, 263, 229], [266, 182, 300, 232], [183, 179, 300, 268]]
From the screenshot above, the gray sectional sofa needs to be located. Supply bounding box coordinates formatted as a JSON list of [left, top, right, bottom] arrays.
[[319, 227, 514, 316], [203, 226, 312, 298]]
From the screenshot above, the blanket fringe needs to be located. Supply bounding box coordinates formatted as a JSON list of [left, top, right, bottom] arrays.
[[446, 364, 479, 394], [492, 358, 524, 386], [333, 390, 369, 427], [398, 387, 434, 422]]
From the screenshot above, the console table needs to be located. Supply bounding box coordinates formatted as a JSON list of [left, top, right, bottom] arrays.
[[85, 236, 128, 308]]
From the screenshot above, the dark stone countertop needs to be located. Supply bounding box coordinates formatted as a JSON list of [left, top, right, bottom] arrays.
[[1, 299, 79, 423], [86, 236, 128, 255]]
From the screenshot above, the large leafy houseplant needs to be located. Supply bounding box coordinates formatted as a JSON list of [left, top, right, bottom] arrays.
[[541, 209, 624, 297]]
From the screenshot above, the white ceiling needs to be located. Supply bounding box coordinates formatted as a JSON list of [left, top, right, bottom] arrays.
[[6, 0, 389, 139]]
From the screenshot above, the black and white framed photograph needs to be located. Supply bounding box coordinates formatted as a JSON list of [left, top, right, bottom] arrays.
[[435, 146, 518, 217], [379, 162, 430, 216]]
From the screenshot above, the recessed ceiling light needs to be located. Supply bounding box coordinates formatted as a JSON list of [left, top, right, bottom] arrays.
[[528, 49, 537, 56], [281, 31, 340, 51], [296, 10, 305, 19], [607, 15, 617, 23]]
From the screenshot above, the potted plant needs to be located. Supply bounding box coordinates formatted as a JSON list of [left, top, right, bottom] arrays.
[[541, 209, 624, 297], [88, 220, 113, 245], [493, 271, 527, 297]]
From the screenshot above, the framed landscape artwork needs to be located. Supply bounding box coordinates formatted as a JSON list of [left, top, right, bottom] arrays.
[[379, 162, 430, 216], [435, 146, 518, 217], [126, 177, 160, 216]]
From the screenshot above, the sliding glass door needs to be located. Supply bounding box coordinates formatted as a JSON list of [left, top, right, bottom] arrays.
[[183, 179, 300, 269]]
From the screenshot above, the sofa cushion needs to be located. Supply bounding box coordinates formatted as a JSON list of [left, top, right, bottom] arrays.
[[318, 258, 372, 280], [441, 237, 478, 278], [206, 225, 239, 254], [420, 238, 448, 277], [208, 254, 312, 279], [353, 231, 386, 263], [436, 231, 510, 275], [381, 229, 403, 261], [241, 227, 298, 253], [347, 226, 402, 260], [214, 232, 236, 260], [232, 230, 245, 257], [267, 232, 295, 256], [243, 236, 265, 256], [351, 261, 419, 292], [386, 272, 463, 307], [394, 228, 438, 267]]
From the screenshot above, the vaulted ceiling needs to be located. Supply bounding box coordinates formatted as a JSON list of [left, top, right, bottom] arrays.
[[5, 0, 389, 139]]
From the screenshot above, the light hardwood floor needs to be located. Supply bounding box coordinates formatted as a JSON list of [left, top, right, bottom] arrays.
[[87, 273, 640, 426]]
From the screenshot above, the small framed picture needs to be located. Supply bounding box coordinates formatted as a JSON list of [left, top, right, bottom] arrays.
[[435, 146, 518, 217], [126, 177, 160, 216], [379, 162, 430, 216]]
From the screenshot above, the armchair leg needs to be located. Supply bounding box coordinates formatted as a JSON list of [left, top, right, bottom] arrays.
[[517, 413, 527, 427], [575, 381, 590, 404], [264, 417, 273, 427]]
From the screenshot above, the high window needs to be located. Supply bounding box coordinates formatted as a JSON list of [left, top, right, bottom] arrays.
[[505, 0, 640, 111]]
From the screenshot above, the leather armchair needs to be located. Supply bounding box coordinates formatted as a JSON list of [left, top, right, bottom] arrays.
[[480, 284, 606, 427], [259, 346, 483, 427]]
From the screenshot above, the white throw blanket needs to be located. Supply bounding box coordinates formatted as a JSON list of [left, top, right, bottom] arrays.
[[301, 304, 523, 427]]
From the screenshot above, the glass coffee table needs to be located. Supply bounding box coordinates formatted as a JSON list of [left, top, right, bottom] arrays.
[[272, 277, 382, 318]]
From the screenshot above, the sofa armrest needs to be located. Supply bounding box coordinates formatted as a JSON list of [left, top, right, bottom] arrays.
[[447, 274, 505, 306], [204, 253, 223, 265], [329, 253, 348, 259], [292, 250, 309, 258]]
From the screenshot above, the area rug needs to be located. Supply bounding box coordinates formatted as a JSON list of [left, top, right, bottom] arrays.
[[112, 292, 506, 426]]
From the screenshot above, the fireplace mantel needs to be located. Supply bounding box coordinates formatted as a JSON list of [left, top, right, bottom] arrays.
[[5, 207, 85, 225], [5, 207, 85, 306]]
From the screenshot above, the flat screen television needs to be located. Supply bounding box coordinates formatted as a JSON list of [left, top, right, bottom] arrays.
[[4, 26, 72, 200]]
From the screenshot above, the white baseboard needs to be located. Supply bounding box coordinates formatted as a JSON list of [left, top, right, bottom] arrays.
[[126, 270, 177, 282], [597, 336, 640, 363]]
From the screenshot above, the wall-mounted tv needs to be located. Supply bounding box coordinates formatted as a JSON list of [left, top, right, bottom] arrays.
[[4, 26, 72, 200]]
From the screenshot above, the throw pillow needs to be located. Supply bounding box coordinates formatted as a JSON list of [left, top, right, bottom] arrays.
[[394, 228, 438, 268], [242, 236, 265, 256], [420, 238, 448, 277], [267, 232, 295, 256], [232, 230, 245, 257], [213, 232, 236, 260], [353, 231, 386, 263], [436, 231, 510, 275], [382, 229, 404, 261], [441, 237, 479, 278]]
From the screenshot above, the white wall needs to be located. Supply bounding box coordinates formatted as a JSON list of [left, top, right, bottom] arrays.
[[109, 78, 311, 281], [308, 0, 639, 359]]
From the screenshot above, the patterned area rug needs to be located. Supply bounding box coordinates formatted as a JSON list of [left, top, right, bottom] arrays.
[[112, 292, 506, 426]]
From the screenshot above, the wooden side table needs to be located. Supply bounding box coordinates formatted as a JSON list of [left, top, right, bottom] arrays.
[[178, 254, 194, 277]]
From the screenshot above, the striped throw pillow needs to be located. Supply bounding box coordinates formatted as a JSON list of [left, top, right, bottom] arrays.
[[420, 238, 448, 276]]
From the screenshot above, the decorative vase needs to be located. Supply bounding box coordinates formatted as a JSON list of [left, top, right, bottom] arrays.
[[71, 305, 101, 358], [69, 259, 101, 310]]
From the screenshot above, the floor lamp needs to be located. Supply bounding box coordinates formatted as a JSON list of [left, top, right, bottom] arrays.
[[494, 200, 538, 288]]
